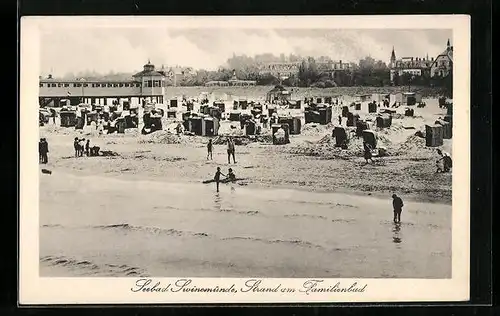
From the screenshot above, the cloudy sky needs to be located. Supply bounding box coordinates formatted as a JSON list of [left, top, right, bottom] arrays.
[[40, 28, 452, 76]]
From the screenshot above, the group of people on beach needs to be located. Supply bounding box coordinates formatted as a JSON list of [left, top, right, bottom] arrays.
[[206, 137, 237, 164], [73, 137, 99, 157]]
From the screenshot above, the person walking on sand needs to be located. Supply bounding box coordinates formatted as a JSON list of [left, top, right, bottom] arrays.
[[207, 139, 213, 160], [392, 194, 404, 223], [227, 137, 236, 164], [214, 167, 225, 193]]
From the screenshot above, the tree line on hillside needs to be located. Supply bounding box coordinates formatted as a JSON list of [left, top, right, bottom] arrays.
[[45, 53, 452, 96]]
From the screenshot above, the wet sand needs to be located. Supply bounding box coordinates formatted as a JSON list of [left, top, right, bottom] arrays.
[[40, 172, 451, 278]]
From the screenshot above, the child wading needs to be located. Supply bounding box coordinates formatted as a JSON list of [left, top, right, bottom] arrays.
[[227, 168, 236, 182], [214, 167, 225, 193], [207, 139, 213, 160]]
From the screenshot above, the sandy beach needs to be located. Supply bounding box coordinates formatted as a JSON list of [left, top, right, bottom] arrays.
[[39, 93, 452, 278]]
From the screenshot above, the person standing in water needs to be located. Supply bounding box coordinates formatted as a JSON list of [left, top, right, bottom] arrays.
[[214, 167, 225, 193], [392, 194, 404, 223], [207, 139, 213, 160]]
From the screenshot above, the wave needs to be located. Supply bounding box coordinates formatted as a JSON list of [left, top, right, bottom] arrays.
[[93, 223, 342, 252], [93, 223, 213, 239], [221, 236, 344, 252], [41, 224, 63, 228], [40, 255, 148, 277], [284, 214, 328, 220], [266, 199, 358, 209]]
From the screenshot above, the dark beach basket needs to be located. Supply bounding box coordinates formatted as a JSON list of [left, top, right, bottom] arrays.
[[362, 130, 378, 149], [425, 124, 444, 147], [334, 127, 347, 147]]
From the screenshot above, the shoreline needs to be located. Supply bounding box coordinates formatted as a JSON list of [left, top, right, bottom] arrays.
[[41, 165, 452, 206]]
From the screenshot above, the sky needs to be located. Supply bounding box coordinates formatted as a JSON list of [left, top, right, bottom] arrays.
[[40, 28, 452, 77]]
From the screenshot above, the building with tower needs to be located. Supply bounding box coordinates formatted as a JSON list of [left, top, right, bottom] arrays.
[[39, 61, 166, 107], [389, 47, 433, 84], [389, 39, 453, 84], [430, 39, 453, 78]]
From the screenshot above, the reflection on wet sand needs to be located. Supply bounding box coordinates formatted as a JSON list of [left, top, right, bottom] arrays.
[[392, 223, 402, 245]]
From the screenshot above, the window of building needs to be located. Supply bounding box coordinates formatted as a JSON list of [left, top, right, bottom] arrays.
[[113, 83, 118, 87], [58, 83, 63, 87], [39, 83, 44, 87], [107, 83, 112, 88], [83, 83, 88, 87], [124, 83, 129, 87], [64, 83, 69, 87], [135, 83, 140, 87], [119, 83, 124, 87]]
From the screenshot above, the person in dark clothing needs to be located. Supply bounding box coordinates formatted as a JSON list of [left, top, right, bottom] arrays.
[[392, 194, 404, 223], [74, 137, 79, 158], [226, 168, 236, 182], [338, 115, 342, 125], [207, 139, 213, 160], [85, 139, 90, 156], [39, 139, 44, 163], [436, 149, 452, 173], [214, 167, 225, 193], [39, 138, 49, 164]]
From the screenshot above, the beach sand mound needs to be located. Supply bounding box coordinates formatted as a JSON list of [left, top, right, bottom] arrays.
[[395, 134, 433, 158], [212, 134, 274, 146], [138, 131, 182, 144], [301, 123, 335, 137]]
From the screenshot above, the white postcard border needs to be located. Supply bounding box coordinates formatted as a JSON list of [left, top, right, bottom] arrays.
[[19, 15, 470, 304]]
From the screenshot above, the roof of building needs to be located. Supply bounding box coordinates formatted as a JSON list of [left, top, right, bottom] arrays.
[[40, 78, 139, 83], [431, 47, 453, 67], [132, 70, 166, 77]]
